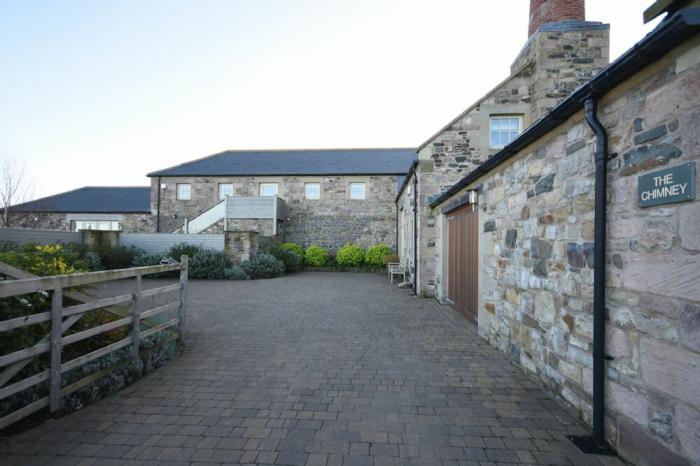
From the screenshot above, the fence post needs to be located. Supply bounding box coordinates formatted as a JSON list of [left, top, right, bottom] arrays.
[[132, 275, 142, 357], [178, 255, 188, 341], [50, 287, 63, 413]]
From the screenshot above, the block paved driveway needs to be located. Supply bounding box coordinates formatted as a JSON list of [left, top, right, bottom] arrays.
[[0, 272, 619, 466]]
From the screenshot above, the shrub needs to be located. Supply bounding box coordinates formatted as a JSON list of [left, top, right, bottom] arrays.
[[241, 252, 285, 279], [189, 250, 231, 279], [0, 243, 89, 276], [83, 251, 104, 271], [96, 244, 144, 270], [278, 242, 304, 258], [365, 244, 393, 267], [63, 242, 104, 271], [224, 266, 250, 280], [336, 244, 365, 267], [131, 252, 178, 278], [131, 252, 166, 267], [270, 247, 303, 273], [304, 245, 329, 266], [167, 242, 202, 261]]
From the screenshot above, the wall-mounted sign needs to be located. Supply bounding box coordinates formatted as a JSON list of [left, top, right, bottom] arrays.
[[638, 162, 695, 208]]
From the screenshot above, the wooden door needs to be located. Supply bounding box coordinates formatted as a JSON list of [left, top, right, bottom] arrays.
[[447, 205, 478, 322]]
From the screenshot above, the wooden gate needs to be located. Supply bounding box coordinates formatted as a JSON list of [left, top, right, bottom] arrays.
[[447, 205, 478, 322]]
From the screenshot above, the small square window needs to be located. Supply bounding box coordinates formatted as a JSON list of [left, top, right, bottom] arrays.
[[489, 116, 522, 149], [218, 183, 234, 200], [305, 183, 320, 200], [350, 182, 366, 200], [259, 183, 278, 196], [177, 184, 191, 200]]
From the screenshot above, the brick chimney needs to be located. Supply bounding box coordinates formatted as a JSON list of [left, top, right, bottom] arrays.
[[529, 0, 586, 36]]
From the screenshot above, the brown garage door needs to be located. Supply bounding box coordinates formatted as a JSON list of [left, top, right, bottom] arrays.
[[447, 204, 478, 323]]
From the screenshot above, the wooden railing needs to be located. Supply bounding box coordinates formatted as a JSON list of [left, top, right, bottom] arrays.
[[0, 256, 189, 430]]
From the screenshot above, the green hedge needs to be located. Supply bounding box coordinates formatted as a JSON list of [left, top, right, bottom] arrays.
[[270, 247, 303, 273], [189, 250, 232, 279], [224, 266, 250, 280], [241, 252, 285, 279], [304, 245, 329, 266], [365, 244, 393, 267], [278, 242, 304, 258], [336, 244, 365, 267], [167, 242, 203, 261]]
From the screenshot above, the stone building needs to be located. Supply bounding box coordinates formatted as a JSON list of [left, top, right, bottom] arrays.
[[418, 1, 700, 465], [7, 186, 153, 232], [397, 0, 609, 296], [147, 148, 415, 250], [9, 149, 415, 251]]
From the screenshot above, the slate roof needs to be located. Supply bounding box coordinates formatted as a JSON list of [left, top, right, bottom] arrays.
[[9, 187, 151, 213], [147, 148, 417, 177]]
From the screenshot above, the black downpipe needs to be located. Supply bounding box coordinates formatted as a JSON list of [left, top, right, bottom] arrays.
[[395, 202, 399, 254], [584, 96, 608, 450], [413, 173, 418, 295], [156, 176, 162, 233]]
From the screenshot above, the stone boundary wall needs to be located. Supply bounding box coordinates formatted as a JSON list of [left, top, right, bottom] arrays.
[[433, 36, 700, 466]]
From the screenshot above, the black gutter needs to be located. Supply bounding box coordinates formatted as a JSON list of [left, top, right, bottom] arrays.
[[584, 96, 610, 452], [430, 8, 700, 209], [396, 160, 419, 203], [395, 205, 399, 254], [156, 176, 161, 233]]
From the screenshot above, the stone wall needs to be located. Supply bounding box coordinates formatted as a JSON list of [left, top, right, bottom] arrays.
[[8, 212, 154, 233], [432, 36, 700, 466], [515, 23, 610, 120], [153, 175, 399, 251], [224, 231, 258, 263]]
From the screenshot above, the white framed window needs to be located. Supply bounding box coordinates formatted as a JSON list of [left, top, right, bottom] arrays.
[[259, 183, 278, 196], [489, 116, 522, 148], [349, 182, 366, 200], [73, 221, 120, 231], [176, 183, 191, 200], [305, 183, 320, 200], [218, 183, 234, 200]]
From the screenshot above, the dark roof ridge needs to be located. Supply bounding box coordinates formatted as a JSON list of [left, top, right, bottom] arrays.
[[147, 147, 417, 178]]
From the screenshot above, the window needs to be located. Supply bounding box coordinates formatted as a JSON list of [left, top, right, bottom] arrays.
[[305, 183, 320, 200], [349, 182, 366, 200], [73, 221, 120, 231], [489, 116, 522, 148], [218, 183, 234, 199], [177, 183, 191, 200], [259, 183, 278, 196]]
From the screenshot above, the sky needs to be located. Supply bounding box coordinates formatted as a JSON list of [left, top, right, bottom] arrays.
[[0, 0, 663, 199]]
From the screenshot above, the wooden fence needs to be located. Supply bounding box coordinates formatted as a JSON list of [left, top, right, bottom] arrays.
[[0, 256, 189, 430]]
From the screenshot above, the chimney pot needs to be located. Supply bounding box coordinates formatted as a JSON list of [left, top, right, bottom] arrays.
[[529, 0, 586, 36]]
